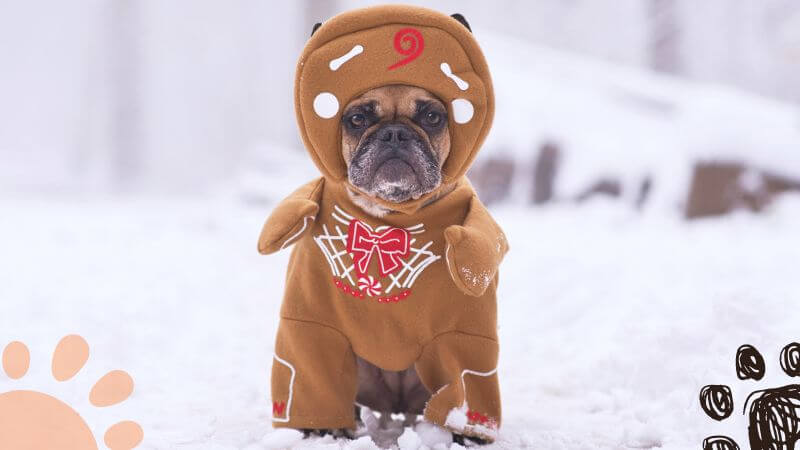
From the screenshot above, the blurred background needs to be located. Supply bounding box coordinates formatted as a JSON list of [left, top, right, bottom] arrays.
[[2, 0, 799, 215], [1, 1, 800, 448]]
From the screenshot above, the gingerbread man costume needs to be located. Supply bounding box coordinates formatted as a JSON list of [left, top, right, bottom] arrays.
[[258, 5, 508, 441]]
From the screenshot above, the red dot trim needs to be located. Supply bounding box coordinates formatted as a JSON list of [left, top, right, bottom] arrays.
[[466, 409, 496, 427], [332, 277, 411, 304]]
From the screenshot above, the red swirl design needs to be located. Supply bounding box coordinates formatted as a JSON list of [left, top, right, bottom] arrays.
[[387, 28, 424, 70]]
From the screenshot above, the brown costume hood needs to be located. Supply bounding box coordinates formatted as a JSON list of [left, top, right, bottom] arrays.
[[294, 5, 495, 214]]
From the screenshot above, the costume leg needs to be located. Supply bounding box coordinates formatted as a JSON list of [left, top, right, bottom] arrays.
[[271, 318, 357, 430], [416, 332, 501, 442]]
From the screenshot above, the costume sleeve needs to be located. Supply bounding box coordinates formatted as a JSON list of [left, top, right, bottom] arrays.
[[443, 194, 509, 297], [257, 177, 325, 255]]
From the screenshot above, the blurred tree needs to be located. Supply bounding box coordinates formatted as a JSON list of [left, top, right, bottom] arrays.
[[648, 0, 682, 74], [108, 0, 142, 191]]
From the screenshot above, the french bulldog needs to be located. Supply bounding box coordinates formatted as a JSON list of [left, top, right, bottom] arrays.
[[343, 85, 454, 217], [260, 7, 504, 445], [342, 85, 452, 425]]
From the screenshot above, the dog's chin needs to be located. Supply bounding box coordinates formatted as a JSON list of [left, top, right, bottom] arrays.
[[372, 158, 419, 203]]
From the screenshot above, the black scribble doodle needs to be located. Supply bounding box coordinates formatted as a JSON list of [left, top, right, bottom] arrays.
[[700, 385, 734, 420], [745, 384, 800, 449], [703, 435, 741, 450], [700, 343, 800, 450], [780, 343, 800, 377], [737, 344, 766, 381]]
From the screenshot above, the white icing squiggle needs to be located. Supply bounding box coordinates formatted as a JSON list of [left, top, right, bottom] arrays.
[[440, 62, 469, 91], [330, 45, 364, 71]]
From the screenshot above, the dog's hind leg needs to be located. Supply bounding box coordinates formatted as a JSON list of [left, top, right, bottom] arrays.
[[271, 318, 357, 432], [415, 332, 500, 443]]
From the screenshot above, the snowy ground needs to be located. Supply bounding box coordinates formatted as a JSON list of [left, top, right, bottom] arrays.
[[2, 186, 799, 449]]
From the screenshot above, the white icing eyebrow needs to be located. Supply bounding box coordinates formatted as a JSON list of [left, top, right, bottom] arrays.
[[440, 62, 469, 91], [330, 45, 364, 71]]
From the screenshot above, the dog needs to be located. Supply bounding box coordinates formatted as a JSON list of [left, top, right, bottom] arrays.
[[343, 85, 451, 424], [258, 6, 506, 444]]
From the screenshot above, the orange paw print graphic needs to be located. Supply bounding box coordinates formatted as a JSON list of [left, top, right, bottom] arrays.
[[0, 335, 143, 450]]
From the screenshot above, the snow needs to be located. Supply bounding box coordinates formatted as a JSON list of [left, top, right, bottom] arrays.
[[2, 186, 799, 449], [261, 429, 304, 449], [412, 422, 452, 448], [397, 428, 423, 450], [2, 16, 800, 450]]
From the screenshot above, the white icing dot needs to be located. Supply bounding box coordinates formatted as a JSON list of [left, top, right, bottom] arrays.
[[451, 98, 474, 124], [313, 92, 339, 119]]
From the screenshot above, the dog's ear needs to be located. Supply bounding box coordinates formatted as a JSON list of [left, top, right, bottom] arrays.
[[450, 13, 471, 32], [311, 22, 322, 37]]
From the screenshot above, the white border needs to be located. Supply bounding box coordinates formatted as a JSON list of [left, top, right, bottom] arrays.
[[279, 216, 314, 250], [271, 354, 296, 423]]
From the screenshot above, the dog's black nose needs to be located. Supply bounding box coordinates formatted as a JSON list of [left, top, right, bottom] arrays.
[[377, 124, 412, 143]]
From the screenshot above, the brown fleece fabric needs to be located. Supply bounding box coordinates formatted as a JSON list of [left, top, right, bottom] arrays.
[[258, 5, 508, 441]]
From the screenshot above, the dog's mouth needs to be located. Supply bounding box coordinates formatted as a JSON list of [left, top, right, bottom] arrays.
[[375, 157, 416, 182], [372, 156, 421, 200], [349, 144, 440, 203]]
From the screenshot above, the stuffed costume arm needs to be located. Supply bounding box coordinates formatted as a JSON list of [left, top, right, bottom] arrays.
[[444, 195, 509, 296], [257, 178, 325, 255]]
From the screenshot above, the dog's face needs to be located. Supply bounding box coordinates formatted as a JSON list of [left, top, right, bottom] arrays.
[[341, 85, 451, 203]]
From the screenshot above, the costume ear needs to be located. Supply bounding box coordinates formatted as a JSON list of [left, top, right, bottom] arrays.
[[311, 22, 322, 37], [450, 13, 472, 32]]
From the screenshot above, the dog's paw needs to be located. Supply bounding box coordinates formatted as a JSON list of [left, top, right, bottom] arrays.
[[301, 428, 354, 440], [453, 432, 489, 446], [258, 199, 318, 255], [443, 225, 502, 297]]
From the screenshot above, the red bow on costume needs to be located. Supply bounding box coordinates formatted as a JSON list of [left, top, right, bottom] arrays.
[[347, 219, 410, 277]]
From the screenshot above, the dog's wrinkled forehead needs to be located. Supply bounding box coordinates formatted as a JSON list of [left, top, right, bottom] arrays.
[[294, 5, 494, 186]]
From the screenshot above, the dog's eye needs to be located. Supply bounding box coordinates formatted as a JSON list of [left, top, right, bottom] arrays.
[[424, 111, 442, 126], [348, 114, 367, 129]]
